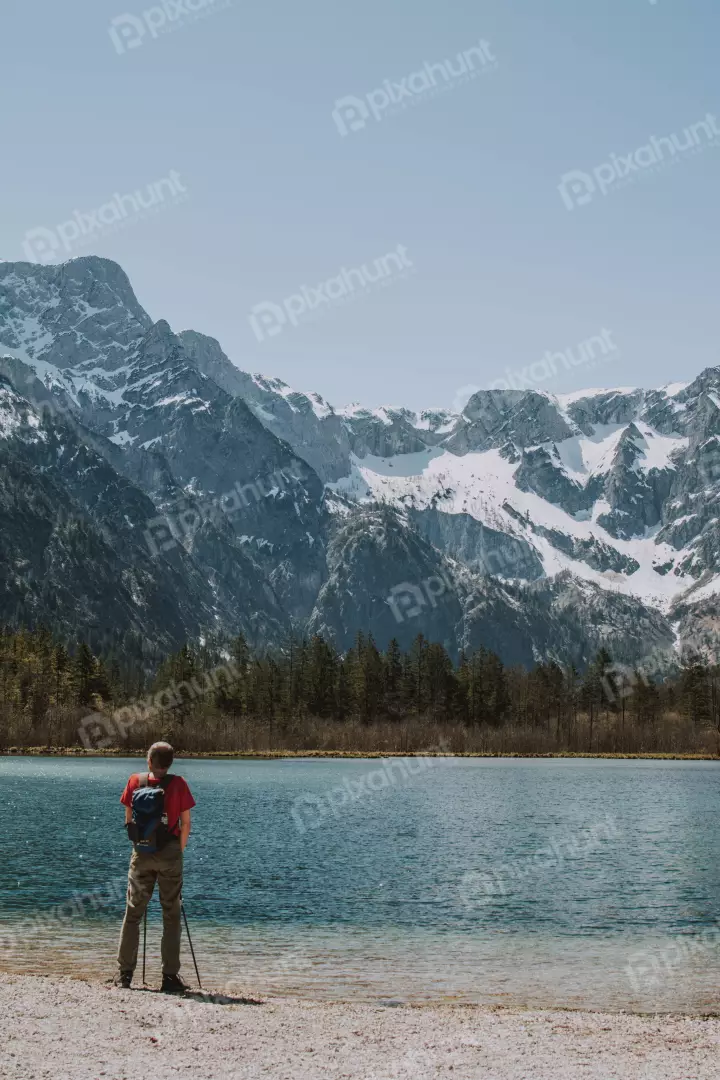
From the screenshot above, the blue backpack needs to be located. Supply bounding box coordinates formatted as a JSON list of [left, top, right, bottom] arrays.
[[128, 773, 175, 854]]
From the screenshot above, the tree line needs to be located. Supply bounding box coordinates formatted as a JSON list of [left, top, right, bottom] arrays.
[[1, 626, 719, 755]]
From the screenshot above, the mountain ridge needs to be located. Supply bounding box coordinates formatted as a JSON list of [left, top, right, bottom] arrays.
[[2, 254, 720, 667]]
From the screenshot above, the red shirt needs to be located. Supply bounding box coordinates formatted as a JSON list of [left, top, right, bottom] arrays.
[[121, 773, 196, 835]]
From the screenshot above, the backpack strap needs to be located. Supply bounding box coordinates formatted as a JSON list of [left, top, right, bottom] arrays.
[[135, 773, 173, 793]]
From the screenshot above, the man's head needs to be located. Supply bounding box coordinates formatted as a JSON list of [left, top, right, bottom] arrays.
[[148, 741, 174, 777]]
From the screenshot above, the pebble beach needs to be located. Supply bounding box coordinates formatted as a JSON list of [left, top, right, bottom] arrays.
[[2, 973, 720, 1080]]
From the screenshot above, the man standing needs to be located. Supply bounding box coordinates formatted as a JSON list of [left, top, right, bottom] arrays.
[[114, 741, 196, 992]]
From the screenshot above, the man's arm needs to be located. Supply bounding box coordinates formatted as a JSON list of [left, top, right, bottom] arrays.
[[179, 809, 191, 851], [120, 775, 136, 828]]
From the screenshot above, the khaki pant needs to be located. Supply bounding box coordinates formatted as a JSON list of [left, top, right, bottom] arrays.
[[117, 838, 183, 975]]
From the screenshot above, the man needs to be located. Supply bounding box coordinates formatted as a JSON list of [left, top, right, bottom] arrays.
[[114, 741, 196, 992]]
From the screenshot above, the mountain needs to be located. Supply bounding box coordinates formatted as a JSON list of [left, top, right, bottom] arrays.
[[1, 255, 719, 669]]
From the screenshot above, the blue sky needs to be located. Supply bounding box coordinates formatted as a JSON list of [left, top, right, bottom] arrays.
[[3, 0, 719, 410]]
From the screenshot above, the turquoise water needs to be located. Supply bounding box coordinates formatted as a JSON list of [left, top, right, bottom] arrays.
[[1, 756, 720, 1010]]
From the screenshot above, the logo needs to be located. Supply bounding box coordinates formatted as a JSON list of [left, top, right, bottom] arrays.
[[458, 870, 509, 908], [143, 463, 306, 557], [558, 114, 720, 210], [558, 170, 597, 211], [22, 227, 63, 266], [108, 0, 232, 54], [78, 712, 120, 750], [249, 246, 413, 343], [21, 171, 188, 264], [387, 568, 458, 624], [291, 794, 328, 835], [332, 97, 371, 137], [291, 751, 453, 834], [387, 583, 428, 623], [487, 329, 619, 391], [109, 13, 147, 52], [249, 301, 288, 342], [451, 384, 482, 414], [332, 40, 497, 136]]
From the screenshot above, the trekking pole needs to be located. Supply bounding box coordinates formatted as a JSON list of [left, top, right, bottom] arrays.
[[142, 907, 147, 986], [180, 899, 202, 990]]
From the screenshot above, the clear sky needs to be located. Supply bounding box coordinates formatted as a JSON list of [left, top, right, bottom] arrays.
[[3, 0, 719, 411]]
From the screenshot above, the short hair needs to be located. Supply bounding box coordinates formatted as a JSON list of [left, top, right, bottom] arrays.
[[148, 741, 174, 769]]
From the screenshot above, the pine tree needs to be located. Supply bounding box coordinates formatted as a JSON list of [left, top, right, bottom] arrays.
[[406, 634, 429, 716], [335, 659, 352, 722], [72, 642, 97, 707], [385, 639, 404, 719], [680, 658, 711, 725], [307, 635, 338, 718], [426, 642, 457, 724], [580, 651, 610, 752]]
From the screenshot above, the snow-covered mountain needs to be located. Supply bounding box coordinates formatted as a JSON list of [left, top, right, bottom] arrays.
[[182, 328, 720, 621], [2, 255, 719, 667]]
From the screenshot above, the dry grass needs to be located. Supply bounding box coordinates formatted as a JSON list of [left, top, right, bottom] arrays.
[[3, 709, 719, 760]]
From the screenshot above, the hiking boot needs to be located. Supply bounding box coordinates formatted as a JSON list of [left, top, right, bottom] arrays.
[[109, 970, 133, 989], [161, 973, 189, 995]]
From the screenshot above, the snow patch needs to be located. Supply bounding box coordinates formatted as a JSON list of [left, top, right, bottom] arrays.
[[108, 430, 136, 446], [331, 443, 691, 611], [555, 386, 639, 407]]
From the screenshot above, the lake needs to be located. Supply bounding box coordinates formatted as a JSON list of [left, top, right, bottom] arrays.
[[1, 756, 719, 1011]]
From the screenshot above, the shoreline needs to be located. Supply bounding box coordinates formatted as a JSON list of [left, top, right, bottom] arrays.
[[1, 972, 718, 1080], [3, 746, 720, 760], [2, 966, 719, 1018]]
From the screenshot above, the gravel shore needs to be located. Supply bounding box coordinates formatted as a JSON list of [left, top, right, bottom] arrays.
[[1, 973, 719, 1079]]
